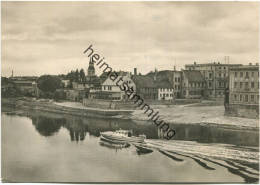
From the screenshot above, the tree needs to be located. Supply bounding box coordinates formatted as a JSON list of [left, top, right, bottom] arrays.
[[75, 69, 79, 82], [79, 69, 85, 82], [37, 75, 62, 93]]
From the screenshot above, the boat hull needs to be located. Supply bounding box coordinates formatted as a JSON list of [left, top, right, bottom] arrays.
[[100, 132, 145, 143]]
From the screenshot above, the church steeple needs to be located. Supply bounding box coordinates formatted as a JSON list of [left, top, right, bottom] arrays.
[[88, 58, 95, 77]]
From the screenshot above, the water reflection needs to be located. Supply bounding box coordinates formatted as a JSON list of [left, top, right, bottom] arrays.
[[30, 112, 158, 143], [31, 116, 64, 137], [29, 111, 258, 147], [2, 110, 259, 183]]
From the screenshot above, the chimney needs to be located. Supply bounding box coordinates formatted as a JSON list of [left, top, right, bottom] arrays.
[[174, 66, 176, 71], [194, 61, 196, 65], [134, 68, 137, 76]]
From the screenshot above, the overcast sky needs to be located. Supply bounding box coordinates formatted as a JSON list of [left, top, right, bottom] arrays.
[[2, 1, 259, 77]]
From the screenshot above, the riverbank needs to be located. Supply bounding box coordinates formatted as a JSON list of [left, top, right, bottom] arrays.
[[131, 103, 259, 129], [2, 98, 259, 129], [1, 98, 133, 119]]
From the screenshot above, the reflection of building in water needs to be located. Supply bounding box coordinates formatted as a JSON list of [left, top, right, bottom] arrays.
[[64, 117, 89, 142], [159, 124, 258, 146]]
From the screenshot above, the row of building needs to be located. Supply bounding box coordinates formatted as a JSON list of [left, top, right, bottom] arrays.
[[3, 59, 259, 118]]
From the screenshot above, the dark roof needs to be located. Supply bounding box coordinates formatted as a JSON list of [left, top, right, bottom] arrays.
[[183, 70, 204, 82], [132, 75, 156, 88], [229, 65, 259, 71], [99, 71, 130, 83], [155, 79, 172, 88], [185, 63, 242, 67], [132, 75, 172, 89]]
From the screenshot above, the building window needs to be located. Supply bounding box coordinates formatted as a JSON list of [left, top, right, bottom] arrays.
[[235, 72, 237, 77], [219, 73, 221, 78], [234, 82, 237, 88], [245, 82, 249, 89], [251, 82, 255, 88], [245, 95, 248, 102], [240, 82, 243, 89], [209, 82, 212, 88], [252, 72, 254, 77], [219, 82, 221, 87], [251, 95, 254, 102], [234, 94, 237, 101], [224, 73, 226, 78], [240, 72, 243, 77], [245, 72, 249, 78], [240, 94, 242, 101], [209, 73, 212, 79]]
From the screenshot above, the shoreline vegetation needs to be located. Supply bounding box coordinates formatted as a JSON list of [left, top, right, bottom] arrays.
[[2, 97, 259, 131]]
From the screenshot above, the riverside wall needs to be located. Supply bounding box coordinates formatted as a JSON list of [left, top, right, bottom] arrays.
[[2, 98, 133, 119]]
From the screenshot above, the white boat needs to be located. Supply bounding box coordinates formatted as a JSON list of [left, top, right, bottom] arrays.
[[100, 130, 146, 143]]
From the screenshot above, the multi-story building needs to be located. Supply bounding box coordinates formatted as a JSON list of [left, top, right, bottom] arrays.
[[146, 67, 182, 98], [157, 81, 174, 100], [100, 71, 136, 101], [172, 69, 182, 98], [181, 70, 206, 99], [226, 64, 259, 119], [185, 62, 242, 98], [9, 76, 38, 96]]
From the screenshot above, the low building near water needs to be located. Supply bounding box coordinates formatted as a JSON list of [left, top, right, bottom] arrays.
[[133, 68, 174, 101], [100, 71, 135, 101], [225, 64, 259, 119], [9, 76, 38, 96]]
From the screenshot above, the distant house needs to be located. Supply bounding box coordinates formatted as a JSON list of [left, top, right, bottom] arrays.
[[146, 67, 181, 98], [99, 71, 135, 101], [9, 76, 38, 96], [185, 62, 242, 98], [61, 79, 70, 88], [157, 80, 174, 101], [132, 75, 157, 100], [226, 64, 259, 118], [181, 70, 206, 99], [132, 71, 174, 101]]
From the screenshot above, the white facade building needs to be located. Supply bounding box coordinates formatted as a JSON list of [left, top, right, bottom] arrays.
[[101, 72, 136, 101], [158, 88, 174, 100]]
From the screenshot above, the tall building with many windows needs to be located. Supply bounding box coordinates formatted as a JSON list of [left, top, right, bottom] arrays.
[[226, 64, 259, 118], [185, 62, 242, 98]]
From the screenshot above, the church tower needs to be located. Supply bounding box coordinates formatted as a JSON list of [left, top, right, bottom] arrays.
[[88, 58, 95, 77]]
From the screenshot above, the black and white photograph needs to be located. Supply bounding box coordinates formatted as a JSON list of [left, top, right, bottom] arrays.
[[1, 1, 259, 183]]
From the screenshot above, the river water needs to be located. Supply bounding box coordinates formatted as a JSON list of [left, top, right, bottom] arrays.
[[1, 107, 259, 183]]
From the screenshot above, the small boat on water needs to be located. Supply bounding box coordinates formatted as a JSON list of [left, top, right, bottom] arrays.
[[100, 130, 146, 143], [134, 144, 153, 154], [99, 139, 130, 149]]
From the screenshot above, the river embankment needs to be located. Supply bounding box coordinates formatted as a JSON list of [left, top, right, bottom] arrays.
[[2, 98, 259, 130], [1, 98, 133, 119]]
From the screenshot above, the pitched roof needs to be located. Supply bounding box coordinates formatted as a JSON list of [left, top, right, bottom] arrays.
[[132, 75, 156, 88], [132, 75, 172, 89], [183, 70, 204, 82], [155, 80, 172, 88]]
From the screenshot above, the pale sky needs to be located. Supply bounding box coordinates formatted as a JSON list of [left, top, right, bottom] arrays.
[[2, 1, 259, 77]]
